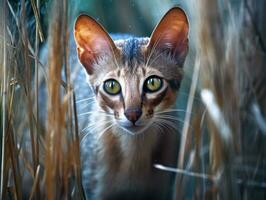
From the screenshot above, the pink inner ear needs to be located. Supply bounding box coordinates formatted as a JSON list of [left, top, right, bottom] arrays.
[[150, 22, 188, 55], [167, 24, 189, 57], [75, 29, 112, 55], [91, 38, 112, 55], [74, 14, 117, 75], [147, 7, 189, 64], [78, 38, 113, 74], [77, 46, 95, 75]]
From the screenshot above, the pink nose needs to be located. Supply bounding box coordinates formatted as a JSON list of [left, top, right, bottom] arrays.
[[124, 108, 142, 125]]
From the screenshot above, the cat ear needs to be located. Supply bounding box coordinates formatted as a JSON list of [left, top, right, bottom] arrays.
[[74, 15, 117, 74], [147, 7, 189, 65]]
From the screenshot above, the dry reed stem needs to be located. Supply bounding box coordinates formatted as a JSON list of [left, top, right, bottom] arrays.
[[175, 58, 200, 198], [30, 0, 44, 42], [33, 0, 41, 196], [45, 1, 65, 197], [45, 0, 84, 199], [29, 164, 40, 200], [6, 77, 23, 200], [196, 0, 240, 198], [194, 0, 266, 198], [178, 58, 200, 169]]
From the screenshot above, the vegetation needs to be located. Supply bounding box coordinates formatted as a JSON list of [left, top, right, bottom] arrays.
[[0, 0, 265, 199]]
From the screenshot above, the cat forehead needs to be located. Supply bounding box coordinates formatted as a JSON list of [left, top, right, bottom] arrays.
[[114, 37, 149, 52], [90, 36, 183, 82], [114, 37, 149, 66], [92, 37, 150, 74], [104, 65, 162, 78]]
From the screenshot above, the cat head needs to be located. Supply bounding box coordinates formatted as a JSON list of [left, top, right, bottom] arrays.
[[74, 7, 189, 135]]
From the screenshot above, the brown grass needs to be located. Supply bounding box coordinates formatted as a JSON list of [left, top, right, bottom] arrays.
[[1, 0, 84, 199], [174, 0, 266, 199]]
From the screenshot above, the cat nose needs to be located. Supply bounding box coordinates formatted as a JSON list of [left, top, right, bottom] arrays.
[[124, 108, 142, 125]]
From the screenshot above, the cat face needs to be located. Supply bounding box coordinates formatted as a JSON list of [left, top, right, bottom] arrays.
[[74, 7, 189, 134]]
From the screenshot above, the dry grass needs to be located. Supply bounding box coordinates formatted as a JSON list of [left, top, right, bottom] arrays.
[[1, 0, 84, 199], [0, 0, 265, 199], [174, 0, 266, 199]]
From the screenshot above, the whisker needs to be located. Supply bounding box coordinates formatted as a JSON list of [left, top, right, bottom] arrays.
[[153, 122, 168, 133], [156, 109, 193, 115], [158, 119, 178, 128], [156, 114, 184, 119], [77, 101, 96, 108], [81, 119, 111, 134], [153, 120, 178, 133], [154, 118, 177, 128], [97, 123, 116, 140], [153, 116, 183, 134], [78, 111, 113, 117], [155, 115, 188, 126], [145, 34, 163, 68], [81, 120, 114, 141], [75, 96, 96, 103], [117, 125, 135, 135]]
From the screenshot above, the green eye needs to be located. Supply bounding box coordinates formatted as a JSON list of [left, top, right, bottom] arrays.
[[144, 76, 163, 93], [103, 79, 121, 95]]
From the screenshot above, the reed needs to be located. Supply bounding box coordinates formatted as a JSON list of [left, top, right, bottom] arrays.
[[174, 0, 266, 199], [1, 0, 84, 199]]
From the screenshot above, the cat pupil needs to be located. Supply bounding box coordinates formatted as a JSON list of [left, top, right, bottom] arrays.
[[150, 79, 155, 86], [110, 82, 114, 89]]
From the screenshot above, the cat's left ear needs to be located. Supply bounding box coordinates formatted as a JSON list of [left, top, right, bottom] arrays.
[[147, 7, 189, 65]]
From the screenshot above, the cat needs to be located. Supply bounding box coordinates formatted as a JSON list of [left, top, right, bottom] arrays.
[[74, 7, 189, 200]]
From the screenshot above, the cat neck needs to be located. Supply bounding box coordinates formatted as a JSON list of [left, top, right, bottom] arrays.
[[99, 121, 162, 155], [98, 125, 161, 174]]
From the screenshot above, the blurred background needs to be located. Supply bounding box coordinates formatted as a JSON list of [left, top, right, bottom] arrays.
[[10, 0, 192, 41]]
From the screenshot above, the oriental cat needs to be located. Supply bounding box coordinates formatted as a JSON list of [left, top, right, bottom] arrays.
[[74, 7, 189, 200]]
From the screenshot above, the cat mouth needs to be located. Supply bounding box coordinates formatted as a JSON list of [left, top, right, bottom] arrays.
[[116, 120, 152, 135]]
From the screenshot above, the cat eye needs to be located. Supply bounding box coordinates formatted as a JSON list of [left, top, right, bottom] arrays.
[[144, 76, 163, 93], [103, 79, 121, 95]]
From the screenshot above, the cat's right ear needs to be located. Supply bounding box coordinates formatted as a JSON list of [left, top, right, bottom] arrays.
[[74, 15, 117, 75], [147, 7, 189, 65]]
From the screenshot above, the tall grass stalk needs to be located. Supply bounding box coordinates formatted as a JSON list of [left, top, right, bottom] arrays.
[[45, 0, 83, 199], [1, 0, 84, 199]]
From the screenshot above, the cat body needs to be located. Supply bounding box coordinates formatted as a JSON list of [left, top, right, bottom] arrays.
[[74, 7, 189, 200], [81, 103, 179, 200]]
